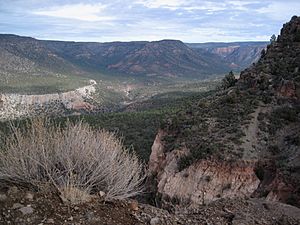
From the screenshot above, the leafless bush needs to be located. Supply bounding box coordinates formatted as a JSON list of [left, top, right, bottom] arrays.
[[0, 119, 145, 204]]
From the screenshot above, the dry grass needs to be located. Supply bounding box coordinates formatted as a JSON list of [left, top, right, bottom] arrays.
[[0, 119, 145, 204]]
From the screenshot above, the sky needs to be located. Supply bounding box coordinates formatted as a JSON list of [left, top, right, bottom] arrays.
[[0, 0, 299, 43]]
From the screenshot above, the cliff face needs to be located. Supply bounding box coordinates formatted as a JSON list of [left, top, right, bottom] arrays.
[[188, 42, 268, 71], [0, 81, 97, 120], [149, 130, 260, 207], [148, 16, 300, 208]]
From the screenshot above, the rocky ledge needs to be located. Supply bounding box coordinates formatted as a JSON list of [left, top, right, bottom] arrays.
[[0, 80, 97, 121]]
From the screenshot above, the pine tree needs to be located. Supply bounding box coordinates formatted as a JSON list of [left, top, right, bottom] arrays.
[[270, 34, 277, 43]]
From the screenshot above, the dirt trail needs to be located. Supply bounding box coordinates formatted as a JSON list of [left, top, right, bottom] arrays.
[[241, 106, 267, 159]]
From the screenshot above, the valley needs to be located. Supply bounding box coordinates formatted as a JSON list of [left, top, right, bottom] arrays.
[[0, 13, 299, 225], [0, 33, 266, 121]]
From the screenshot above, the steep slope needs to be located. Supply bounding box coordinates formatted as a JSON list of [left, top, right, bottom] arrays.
[[148, 16, 300, 209], [0, 35, 270, 82], [106, 40, 230, 78], [0, 34, 81, 76], [188, 42, 268, 70], [0, 35, 232, 80], [43, 40, 148, 72]]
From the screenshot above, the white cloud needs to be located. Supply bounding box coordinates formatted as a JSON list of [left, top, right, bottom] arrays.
[[135, 0, 226, 12], [135, 0, 187, 10], [33, 3, 115, 22], [227, 0, 260, 7], [256, 2, 300, 21]]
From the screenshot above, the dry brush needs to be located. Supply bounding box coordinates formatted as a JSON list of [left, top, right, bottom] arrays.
[[0, 119, 145, 204]]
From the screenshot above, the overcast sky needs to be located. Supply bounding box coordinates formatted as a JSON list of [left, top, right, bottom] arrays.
[[0, 0, 299, 43]]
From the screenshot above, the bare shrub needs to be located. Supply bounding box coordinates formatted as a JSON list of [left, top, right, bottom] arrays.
[[0, 119, 145, 204]]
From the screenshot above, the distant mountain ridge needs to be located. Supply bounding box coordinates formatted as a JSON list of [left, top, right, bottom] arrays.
[[0, 34, 267, 80], [187, 42, 268, 70]]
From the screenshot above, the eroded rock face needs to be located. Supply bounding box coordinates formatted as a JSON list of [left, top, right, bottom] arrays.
[[0, 81, 97, 120], [149, 131, 260, 207]]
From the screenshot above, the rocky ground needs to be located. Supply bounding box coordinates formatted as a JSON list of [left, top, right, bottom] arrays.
[[1, 185, 300, 225]]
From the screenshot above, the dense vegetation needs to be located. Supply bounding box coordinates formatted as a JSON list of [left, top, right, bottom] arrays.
[[163, 89, 260, 170]]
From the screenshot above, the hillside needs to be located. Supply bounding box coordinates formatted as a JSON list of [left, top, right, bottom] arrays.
[[0, 35, 231, 80], [149, 16, 300, 209], [0, 34, 267, 83], [187, 41, 268, 71], [0, 35, 81, 76], [104, 40, 229, 78]]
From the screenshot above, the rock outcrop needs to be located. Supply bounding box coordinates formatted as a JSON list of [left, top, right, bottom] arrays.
[[239, 16, 300, 101], [149, 130, 260, 207], [0, 80, 97, 120]]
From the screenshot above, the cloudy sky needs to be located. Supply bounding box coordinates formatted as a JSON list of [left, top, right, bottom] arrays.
[[0, 0, 299, 43]]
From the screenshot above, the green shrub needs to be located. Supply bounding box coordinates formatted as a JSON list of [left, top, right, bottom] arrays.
[[218, 71, 237, 90], [177, 143, 217, 171]]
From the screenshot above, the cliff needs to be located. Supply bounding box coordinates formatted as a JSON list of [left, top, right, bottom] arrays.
[[149, 130, 260, 207], [187, 42, 268, 70], [0, 80, 97, 120]]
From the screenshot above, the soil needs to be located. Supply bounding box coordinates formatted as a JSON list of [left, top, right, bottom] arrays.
[[1, 185, 300, 225]]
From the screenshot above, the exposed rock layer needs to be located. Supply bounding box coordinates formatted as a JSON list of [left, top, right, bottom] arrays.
[[149, 130, 260, 207], [0, 81, 97, 120]]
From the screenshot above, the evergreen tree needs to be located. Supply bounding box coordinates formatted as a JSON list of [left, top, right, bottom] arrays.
[[220, 71, 237, 90], [270, 34, 277, 43]]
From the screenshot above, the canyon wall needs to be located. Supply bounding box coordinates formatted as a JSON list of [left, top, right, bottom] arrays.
[[148, 130, 260, 207], [0, 80, 97, 120]]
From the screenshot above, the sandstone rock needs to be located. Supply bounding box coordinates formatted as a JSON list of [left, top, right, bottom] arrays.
[[149, 131, 260, 207], [0, 83, 97, 121], [149, 130, 167, 175]]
